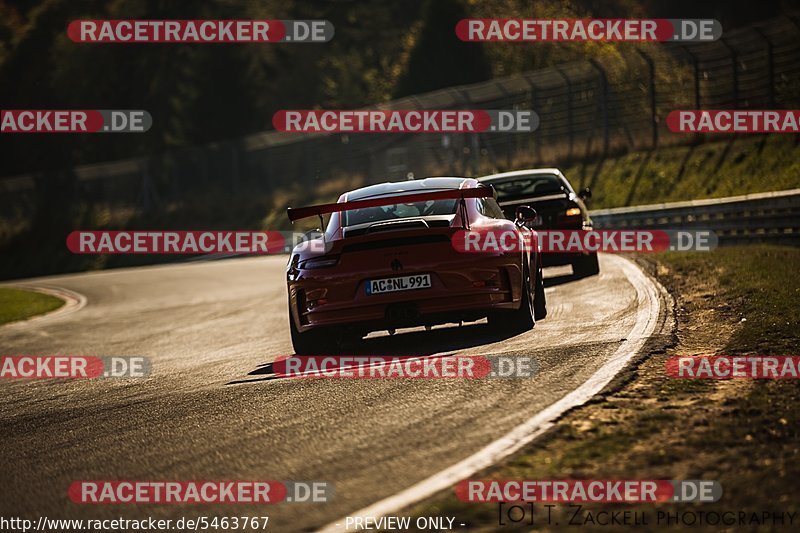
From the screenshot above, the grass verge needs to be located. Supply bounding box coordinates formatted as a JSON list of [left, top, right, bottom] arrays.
[[564, 134, 800, 209], [405, 245, 800, 531], [0, 287, 64, 325]]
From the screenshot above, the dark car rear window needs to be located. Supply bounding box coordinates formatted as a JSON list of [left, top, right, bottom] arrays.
[[491, 175, 564, 198]]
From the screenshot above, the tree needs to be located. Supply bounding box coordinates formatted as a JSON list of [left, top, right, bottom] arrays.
[[393, 0, 492, 98]]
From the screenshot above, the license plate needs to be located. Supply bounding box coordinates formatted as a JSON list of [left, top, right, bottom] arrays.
[[366, 274, 432, 295]]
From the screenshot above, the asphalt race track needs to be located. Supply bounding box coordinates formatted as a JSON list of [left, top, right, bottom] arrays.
[[0, 254, 671, 531]]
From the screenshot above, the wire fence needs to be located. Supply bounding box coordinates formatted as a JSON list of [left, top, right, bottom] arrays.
[[2, 14, 799, 221]]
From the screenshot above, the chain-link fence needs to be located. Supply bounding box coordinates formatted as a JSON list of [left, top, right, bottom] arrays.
[[2, 14, 799, 222]]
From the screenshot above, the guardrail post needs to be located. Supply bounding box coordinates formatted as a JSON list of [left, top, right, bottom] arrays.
[[138, 157, 161, 213], [455, 88, 480, 174], [525, 77, 543, 164], [752, 28, 775, 107], [555, 67, 574, 160], [493, 81, 512, 168], [679, 46, 702, 109], [634, 51, 657, 149], [679, 45, 704, 144], [719, 38, 740, 108], [588, 58, 610, 157]]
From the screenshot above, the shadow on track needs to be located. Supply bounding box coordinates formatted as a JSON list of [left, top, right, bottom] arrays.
[[230, 321, 521, 384]]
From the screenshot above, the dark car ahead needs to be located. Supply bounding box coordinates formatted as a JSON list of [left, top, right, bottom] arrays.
[[478, 169, 599, 277]]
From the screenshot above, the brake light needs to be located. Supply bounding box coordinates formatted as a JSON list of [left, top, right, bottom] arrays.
[[565, 207, 582, 217]]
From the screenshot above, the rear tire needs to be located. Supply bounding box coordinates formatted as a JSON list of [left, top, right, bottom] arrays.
[[289, 299, 334, 355], [488, 263, 535, 333], [572, 253, 600, 277]]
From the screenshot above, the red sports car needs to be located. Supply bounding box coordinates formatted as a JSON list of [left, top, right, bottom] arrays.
[[285, 177, 546, 355]]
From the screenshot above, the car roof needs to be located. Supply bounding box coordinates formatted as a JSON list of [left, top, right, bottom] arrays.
[[478, 169, 563, 182], [345, 177, 476, 201]]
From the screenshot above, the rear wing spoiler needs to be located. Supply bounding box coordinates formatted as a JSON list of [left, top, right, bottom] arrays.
[[287, 186, 494, 222]]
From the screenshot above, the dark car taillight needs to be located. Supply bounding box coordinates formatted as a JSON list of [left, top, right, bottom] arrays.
[[558, 206, 582, 224]]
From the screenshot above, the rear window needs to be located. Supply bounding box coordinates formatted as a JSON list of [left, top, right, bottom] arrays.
[[344, 199, 458, 227], [491, 175, 564, 199]]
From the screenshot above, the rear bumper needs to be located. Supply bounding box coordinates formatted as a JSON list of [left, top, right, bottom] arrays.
[[289, 259, 523, 333], [303, 290, 516, 331]]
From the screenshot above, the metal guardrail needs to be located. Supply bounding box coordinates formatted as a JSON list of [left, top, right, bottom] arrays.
[[590, 189, 800, 246]]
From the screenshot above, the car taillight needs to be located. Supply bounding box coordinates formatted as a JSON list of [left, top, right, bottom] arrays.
[[564, 207, 581, 217], [301, 256, 340, 269]]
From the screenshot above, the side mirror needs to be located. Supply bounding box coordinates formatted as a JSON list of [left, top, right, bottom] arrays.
[[579, 187, 592, 200], [515, 205, 538, 226]]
